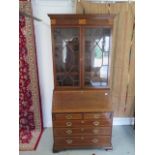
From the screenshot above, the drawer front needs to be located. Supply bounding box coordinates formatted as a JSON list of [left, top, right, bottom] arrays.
[[54, 127, 112, 136], [54, 113, 82, 120], [54, 136, 111, 146], [84, 112, 112, 120], [53, 120, 82, 128], [53, 119, 112, 128]]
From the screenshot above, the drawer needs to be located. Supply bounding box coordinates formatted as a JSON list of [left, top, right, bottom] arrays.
[[54, 113, 82, 120], [84, 112, 112, 120], [53, 119, 112, 128], [54, 136, 111, 146], [54, 127, 112, 136]]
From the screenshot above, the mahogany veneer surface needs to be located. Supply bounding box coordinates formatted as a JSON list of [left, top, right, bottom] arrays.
[[52, 90, 113, 152], [50, 14, 114, 153], [53, 90, 112, 113]]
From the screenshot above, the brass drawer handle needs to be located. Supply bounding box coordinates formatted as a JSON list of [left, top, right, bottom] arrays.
[[93, 129, 99, 134], [93, 121, 100, 126], [65, 129, 72, 134], [94, 114, 101, 119], [65, 114, 72, 119], [92, 138, 99, 143], [66, 139, 72, 144], [66, 122, 72, 127], [81, 128, 84, 132]]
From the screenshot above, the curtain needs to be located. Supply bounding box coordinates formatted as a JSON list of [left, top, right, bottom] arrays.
[[76, 1, 135, 117]]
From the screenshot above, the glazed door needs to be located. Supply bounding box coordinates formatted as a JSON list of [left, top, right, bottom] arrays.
[[53, 28, 80, 88], [83, 28, 111, 88]]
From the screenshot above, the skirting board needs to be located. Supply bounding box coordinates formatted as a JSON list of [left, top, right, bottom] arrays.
[[113, 117, 135, 125], [44, 117, 135, 127]]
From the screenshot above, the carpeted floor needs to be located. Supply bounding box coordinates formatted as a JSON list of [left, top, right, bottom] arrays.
[[19, 125, 135, 155]]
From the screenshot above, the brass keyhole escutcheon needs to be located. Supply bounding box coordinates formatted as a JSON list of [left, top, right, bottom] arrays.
[[93, 129, 99, 134], [81, 120, 85, 124]]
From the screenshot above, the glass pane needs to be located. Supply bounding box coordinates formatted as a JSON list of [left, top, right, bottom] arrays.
[[84, 28, 111, 88], [54, 28, 80, 87]]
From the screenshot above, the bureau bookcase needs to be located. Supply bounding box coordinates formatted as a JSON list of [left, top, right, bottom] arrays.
[[48, 14, 114, 152]]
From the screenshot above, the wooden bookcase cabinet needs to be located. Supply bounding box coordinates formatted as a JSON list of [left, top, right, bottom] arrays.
[[49, 14, 114, 153]]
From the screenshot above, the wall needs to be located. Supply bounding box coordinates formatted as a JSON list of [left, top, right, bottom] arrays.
[[31, 0, 76, 127], [31, 0, 134, 127]]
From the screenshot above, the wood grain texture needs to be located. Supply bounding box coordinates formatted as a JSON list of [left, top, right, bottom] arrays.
[[48, 14, 114, 27], [54, 113, 82, 120], [54, 136, 111, 146], [52, 90, 113, 113], [52, 90, 113, 151], [53, 120, 112, 128], [53, 127, 112, 136], [49, 14, 114, 152], [49, 14, 114, 90], [76, 1, 135, 117]]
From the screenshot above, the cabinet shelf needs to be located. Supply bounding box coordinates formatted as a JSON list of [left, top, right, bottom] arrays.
[[51, 15, 112, 89]]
